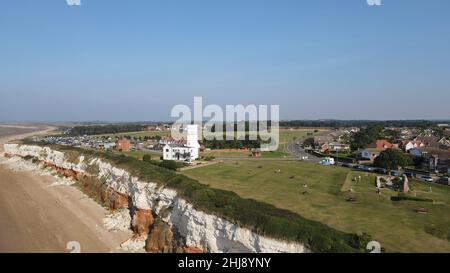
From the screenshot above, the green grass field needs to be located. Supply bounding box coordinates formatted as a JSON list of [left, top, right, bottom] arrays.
[[200, 129, 325, 158], [277, 128, 327, 152], [184, 160, 450, 252], [200, 150, 290, 158], [115, 150, 162, 161]]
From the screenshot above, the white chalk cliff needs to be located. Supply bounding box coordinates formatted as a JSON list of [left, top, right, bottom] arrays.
[[3, 144, 309, 253]]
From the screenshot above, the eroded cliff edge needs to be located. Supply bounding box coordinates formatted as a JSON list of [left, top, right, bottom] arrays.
[[2, 144, 310, 253]]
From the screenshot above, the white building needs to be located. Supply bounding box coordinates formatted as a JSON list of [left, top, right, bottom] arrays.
[[163, 125, 200, 162], [319, 157, 335, 166]]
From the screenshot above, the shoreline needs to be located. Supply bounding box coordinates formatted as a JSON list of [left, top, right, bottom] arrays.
[[0, 126, 133, 253]]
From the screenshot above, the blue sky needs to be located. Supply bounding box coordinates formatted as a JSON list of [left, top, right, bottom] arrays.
[[0, 0, 449, 122]]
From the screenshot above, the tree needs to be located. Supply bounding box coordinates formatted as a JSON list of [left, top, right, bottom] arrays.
[[350, 124, 384, 151], [303, 137, 316, 149], [413, 156, 426, 169], [374, 149, 413, 171]]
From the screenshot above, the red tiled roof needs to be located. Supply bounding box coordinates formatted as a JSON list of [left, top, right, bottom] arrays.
[[367, 140, 396, 149]]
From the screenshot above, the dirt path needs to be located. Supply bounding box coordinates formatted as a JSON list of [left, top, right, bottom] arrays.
[[0, 125, 132, 253]]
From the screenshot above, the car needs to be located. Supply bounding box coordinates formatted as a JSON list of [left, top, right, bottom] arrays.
[[360, 165, 374, 172], [436, 177, 450, 186], [419, 176, 434, 182], [390, 170, 400, 177], [373, 168, 387, 174], [403, 172, 415, 178]]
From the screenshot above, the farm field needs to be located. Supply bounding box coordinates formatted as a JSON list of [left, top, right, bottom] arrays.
[[184, 160, 450, 253]]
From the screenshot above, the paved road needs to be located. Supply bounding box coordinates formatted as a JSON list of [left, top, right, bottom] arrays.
[[285, 129, 336, 163]]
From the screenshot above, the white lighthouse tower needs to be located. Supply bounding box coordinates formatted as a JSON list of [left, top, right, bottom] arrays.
[[185, 124, 200, 160]]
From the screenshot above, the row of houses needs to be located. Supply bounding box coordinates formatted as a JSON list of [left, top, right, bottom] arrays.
[[358, 136, 450, 174]]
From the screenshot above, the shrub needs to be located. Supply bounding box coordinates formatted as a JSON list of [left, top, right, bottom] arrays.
[[142, 154, 152, 162], [393, 193, 433, 202], [159, 160, 183, 171]]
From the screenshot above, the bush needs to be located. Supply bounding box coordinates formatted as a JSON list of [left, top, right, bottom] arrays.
[[142, 154, 152, 162], [393, 193, 433, 202], [159, 160, 183, 171]]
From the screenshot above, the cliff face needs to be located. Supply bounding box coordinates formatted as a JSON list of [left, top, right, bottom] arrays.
[[3, 144, 308, 253]]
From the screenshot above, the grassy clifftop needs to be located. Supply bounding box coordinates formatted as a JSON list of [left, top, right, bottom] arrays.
[[27, 142, 372, 253]]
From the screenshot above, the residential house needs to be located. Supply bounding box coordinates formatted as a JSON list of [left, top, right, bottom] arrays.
[[408, 147, 423, 157], [162, 125, 200, 162], [116, 138, 131, 152], [401, 140, 424, 152], [367, 140, 398, 150], [418, 148, 450, 173], [413, 136, 440, 148], [163, 144, 197, 162], [328, 142, 350, 153], [414, 136, 450, 150], [358, 148, 383, 162], [319, 143, 329, 153]]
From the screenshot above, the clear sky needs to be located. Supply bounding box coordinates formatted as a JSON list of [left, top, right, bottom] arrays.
[[1, 0, 449, 122]]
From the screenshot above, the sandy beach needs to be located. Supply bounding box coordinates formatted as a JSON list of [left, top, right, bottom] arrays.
[[0, 125, 132, 253]]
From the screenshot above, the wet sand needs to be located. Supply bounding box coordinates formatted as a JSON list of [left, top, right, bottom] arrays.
[[0, 125, 132, 253]]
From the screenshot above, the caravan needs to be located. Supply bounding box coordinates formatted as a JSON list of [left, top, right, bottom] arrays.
[[319, 157, 335, 166]]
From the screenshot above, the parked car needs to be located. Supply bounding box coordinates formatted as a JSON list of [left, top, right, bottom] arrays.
[[373, 168, 387, 174], [360, 166, 374, 172], [436, 177, 450, 186], [403, 172, 415, 178], [390, 170, 400, 177], [419, 176, 434, 182]]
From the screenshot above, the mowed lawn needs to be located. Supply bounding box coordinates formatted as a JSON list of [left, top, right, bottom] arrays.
[[184, 160, 450, 253]]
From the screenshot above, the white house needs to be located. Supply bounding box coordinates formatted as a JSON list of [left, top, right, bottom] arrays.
[[163, 125, 200, 162], [401, 140, 424, 152]]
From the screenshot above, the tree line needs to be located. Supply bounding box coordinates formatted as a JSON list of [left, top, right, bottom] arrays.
[[69, 124, 147, 136]]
